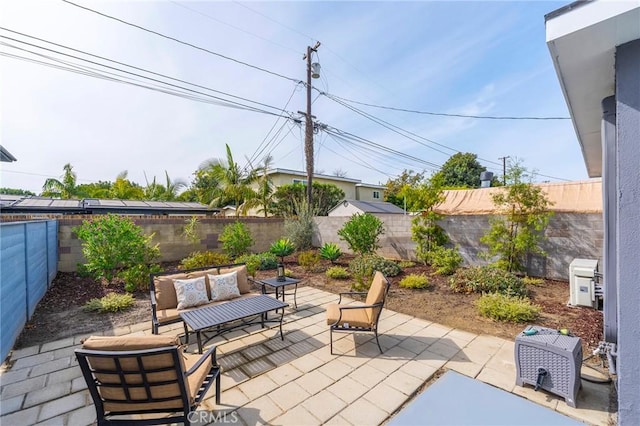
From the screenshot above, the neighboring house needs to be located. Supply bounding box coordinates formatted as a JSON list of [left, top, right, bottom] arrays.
[[546, 2, 640, 424], [219, 205, 237, 217], [328, 200, 405, 217], [262, 168, 384, 202]]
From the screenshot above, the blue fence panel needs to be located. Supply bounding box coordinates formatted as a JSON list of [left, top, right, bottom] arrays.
[[25, 222, 48, 318], [47, 221, 58, 286], [1, 224, 28, 362], [0, 220, 58, 362]]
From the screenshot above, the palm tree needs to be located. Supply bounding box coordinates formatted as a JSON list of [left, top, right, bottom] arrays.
[[252, 154, 275, 217], [42, 163, 82, 199], [199, 144, 258, 217], [144, 171, 187, 201], [161, 171, 187, 201], [109, 171, 144, 200]]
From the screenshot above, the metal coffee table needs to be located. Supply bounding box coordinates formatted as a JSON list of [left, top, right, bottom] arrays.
[[259, 277, 301, 309], [180, 295, 288, 353]]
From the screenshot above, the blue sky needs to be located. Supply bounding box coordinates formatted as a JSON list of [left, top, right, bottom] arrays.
[[1, 0, 590, 195]]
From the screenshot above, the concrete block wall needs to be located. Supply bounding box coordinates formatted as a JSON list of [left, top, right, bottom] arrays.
[[56, 216, 285, 272], [439, 213, 603, 280], [314, 214, 415, 261], [313, 213, 603, 280]]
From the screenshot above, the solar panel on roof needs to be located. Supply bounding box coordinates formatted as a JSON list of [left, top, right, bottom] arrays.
[[121, 200, 148, 207], [97, 200, 126, 206], [145, 201, 167, 208], [50, 200, 81, 208], [20, 199, 53, 207]]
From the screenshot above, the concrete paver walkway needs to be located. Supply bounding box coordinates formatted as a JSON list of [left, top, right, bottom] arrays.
[[0, 287, 614, 425]]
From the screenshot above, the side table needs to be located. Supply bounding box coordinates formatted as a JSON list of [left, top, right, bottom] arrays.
[[259, 277, 301, 310]]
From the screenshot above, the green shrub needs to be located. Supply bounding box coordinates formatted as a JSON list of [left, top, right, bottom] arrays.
[[256, 252, 278, 270], [73, 214, 160, 283], [338, 213, 385, 255], [270, 238, 295, 261], [398, 260, 416, 268], [233, 253, 261, 277], [179, 251, 230, 270], [349, 254, 401, 290], [399, 274, 431, 289], [476, 293, 540, 322], [523, 276, 545, 286], [449, 266, 527, 297], [120, 263, 162, 292], [319, 243, 342, 264], [427, 246, 463, 275], [219, 222, 253, 258], [84, 293, 135, 313], [367, 256, 401, 277], [298, 250, 321, 271], [326, 266, 350, 279]]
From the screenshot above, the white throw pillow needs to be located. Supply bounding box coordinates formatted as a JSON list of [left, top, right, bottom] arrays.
[[173, 276, 209, 310], [208, 271, 241, 302]]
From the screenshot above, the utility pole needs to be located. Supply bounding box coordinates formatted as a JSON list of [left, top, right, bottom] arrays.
[[498, 156, 510, 185], [303, 41, 321, 210]]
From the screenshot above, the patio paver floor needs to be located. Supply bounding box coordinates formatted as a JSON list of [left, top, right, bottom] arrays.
[[0, 287, 614, 425]]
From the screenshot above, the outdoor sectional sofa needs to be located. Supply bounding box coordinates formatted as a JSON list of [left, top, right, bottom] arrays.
[[149, 263, 255, 335], [149, 263, 289, 353]]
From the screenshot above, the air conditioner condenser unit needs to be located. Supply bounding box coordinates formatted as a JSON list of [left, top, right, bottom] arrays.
[[569, 258, 602, 309]]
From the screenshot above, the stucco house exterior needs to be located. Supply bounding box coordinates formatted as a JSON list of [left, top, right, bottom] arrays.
[[546, 1, 640, 424], [261, 168, 385, 202]]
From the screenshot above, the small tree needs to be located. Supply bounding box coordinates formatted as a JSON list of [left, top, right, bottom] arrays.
[[480, 161, 553, 272], [337, 213, 384, 255], [73, 214, 160, 283], [403, 174, 448, 264], [219, 221, 254, 259]]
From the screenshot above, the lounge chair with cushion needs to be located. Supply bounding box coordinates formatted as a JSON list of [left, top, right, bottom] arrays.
[[326, 271, 391, 354], [75, 335, 221, 426]]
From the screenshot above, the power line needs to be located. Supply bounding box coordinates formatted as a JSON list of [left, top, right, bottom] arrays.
[[61, 0, 302, 85], [323, 92, 571, 121], [229, 0, 390, 101], [231, 0, 315, 43], [246, 83, 301, 168], [326, 93, 457, 158], [0, 31, 294, 118], [323, 91, 571, 182], [0, 28, 286, 113], [167, 0, 301, 55], [322, 124, 442, 171]]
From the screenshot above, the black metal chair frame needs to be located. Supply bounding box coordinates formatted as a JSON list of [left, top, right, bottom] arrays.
[[329, 274, 391, 354], [75, 344, 220, 426]]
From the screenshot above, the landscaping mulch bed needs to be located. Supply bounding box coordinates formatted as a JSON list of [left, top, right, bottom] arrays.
[[15, 259, 603, 355]]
